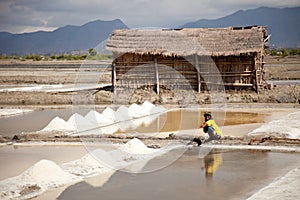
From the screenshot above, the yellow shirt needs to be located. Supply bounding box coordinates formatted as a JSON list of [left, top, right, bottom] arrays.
[[205, 119, 222, 135]]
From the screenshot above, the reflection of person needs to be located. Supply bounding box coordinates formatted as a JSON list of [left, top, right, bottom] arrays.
[[200, 112, 222, 143], [203, 153, 222, 179]]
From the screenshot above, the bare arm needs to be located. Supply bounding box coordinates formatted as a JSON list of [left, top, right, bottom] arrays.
[[200, 122, 207, 128]]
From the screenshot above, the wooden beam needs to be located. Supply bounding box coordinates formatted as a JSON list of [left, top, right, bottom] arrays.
[[194, 54, 201, 93], [154, 58, 160, 94], [112, 61, 116, 95]]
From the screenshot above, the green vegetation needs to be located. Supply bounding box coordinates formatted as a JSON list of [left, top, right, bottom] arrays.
[[0, 48, 112, 61], [266, 48, 300, 57]]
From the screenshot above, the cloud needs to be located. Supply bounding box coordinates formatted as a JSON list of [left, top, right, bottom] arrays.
[[0, 0, 299, 33]]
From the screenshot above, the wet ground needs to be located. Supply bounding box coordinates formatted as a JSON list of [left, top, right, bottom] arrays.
[[52, 149, 300, 200]]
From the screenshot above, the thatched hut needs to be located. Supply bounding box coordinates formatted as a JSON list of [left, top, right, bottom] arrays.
[[106, 26, 268, 94]]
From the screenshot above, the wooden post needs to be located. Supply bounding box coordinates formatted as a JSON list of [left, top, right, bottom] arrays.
[[154, 58, 160, 94], [194, 54, 201, 93], [112, 61, 116, 95], [254, 53, 260, 93]]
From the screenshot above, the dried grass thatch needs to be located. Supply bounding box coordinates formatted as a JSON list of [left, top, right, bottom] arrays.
[[106, 26, 267, 56]]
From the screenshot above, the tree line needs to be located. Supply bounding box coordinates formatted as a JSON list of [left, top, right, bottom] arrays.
[[0, 48, 299, 61], [0, 48, 112, 61]]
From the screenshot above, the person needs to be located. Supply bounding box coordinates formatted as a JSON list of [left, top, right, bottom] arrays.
[[200, 112, 222, 143]]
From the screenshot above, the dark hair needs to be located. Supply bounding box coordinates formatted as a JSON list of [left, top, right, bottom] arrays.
[[204, 112, 212, 118]]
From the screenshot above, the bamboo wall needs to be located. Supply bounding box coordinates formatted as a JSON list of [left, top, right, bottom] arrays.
[[112, 53, 260, 93]]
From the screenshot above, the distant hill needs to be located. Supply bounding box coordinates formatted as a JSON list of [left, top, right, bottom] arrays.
[[180, 7, 300, 48], [1, 7, 299, 55], [0, 19, 128, 55]]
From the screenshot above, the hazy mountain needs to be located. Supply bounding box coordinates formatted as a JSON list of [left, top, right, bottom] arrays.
[[1, 7, 299, 55], [180, 7, 300, 48], [0, 19, 128, 55]]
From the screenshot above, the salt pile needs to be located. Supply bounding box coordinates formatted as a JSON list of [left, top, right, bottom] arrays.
[[0, 108, 33, 117], [85, 110, 119, 135], [142, 100, 166, 115], [248, 110, 300, 139], [141, 101, 156, 113], [85, 110, 112, 125], [0, 160, 79, 200], [0, 138, 175, 200], [102, 107, 116, 122], [67, 113, 100, 135], [115, 105, 133, 131], [128, 103, 148, 118], [41, 116, 76, 132], [62, 153, 111, 177], [92, 138, 162, 172], [118, 138, 158, 154], [19, 160, 78, 186], [38, 101, 166, 135]]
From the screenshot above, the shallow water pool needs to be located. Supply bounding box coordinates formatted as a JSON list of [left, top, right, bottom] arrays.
[[55, 149, 300, 200], [0, 108, 266, 136]]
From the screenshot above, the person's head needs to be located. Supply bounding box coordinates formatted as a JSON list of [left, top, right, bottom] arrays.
[[204, 112, 212, 121]]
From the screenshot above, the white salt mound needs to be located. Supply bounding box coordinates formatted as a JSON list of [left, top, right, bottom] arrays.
[[20, 160, 77, 187], [118, 138, 157, 154], [0, 159, 79, 200], [141, 101, 155, 114], [115, 105, 131, 121], [102, 107, 116, 122], [85, 110, 119, 134], [115, 105, 133, 131], [37, 101, 167, 135], [41, 116, 75, 132], [62, 153, 109, 177], [0, 108, 33, 117], [128, 103, 148, 118], [85, 110, 112, 125], [249, 110, 300, 139], [67, 113, 98, 133]]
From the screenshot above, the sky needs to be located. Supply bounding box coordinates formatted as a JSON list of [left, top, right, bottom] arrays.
[[0, 0, 299, 33]]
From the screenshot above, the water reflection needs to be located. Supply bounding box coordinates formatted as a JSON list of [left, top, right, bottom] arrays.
[[134, 110, 266, 134], [202, 153, 222, 180]]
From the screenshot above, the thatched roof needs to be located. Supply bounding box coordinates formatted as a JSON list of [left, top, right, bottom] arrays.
[[106, 26, 267, 56]]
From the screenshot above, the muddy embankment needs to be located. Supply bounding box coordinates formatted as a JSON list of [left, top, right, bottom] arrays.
[[0, 56, 299, 106], [2, 132, 300, 151]]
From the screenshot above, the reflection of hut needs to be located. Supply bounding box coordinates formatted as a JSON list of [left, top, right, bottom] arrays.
[[106, 26, 268, 94]]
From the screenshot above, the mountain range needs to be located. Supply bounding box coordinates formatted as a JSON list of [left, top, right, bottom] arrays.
[[0, 7, 299, 55], [0, 19, 128, 55], [180, 7, 300, 48]]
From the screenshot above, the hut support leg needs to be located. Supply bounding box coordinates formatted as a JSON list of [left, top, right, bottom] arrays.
[[154, 58, 160, 94], [112, 62, 116, 95], [194, 54, 201, 93]]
